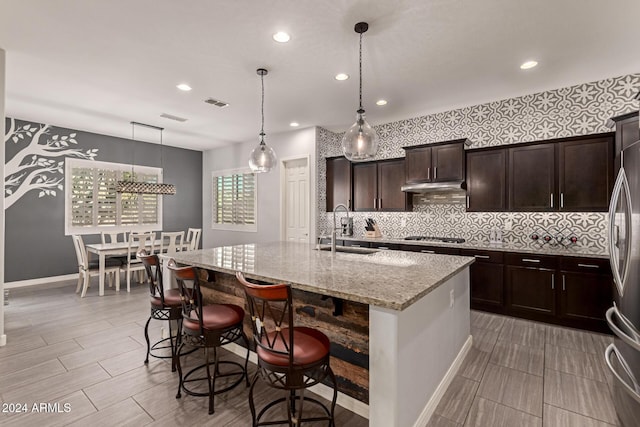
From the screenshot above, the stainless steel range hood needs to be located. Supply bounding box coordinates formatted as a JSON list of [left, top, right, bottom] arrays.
[[401, 181, 467, 193]]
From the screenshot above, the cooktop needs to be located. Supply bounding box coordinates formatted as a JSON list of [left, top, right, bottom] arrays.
[[404, 236, 466, 244]]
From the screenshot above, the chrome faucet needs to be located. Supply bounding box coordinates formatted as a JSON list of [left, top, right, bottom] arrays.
[[332, 204, 350, 253]]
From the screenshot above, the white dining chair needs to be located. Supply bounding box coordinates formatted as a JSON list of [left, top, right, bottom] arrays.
[[160, 231, 184, 255], [72, 235, 121, 298], [125, 232, 155, 292], [100, 231, 127, 244], [186, 228, 202, 251]]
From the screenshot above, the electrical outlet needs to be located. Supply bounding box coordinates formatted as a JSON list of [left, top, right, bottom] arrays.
[[504, 219, 513, 231], [449, 289, 455, 308], [401, 218, 407, 228]]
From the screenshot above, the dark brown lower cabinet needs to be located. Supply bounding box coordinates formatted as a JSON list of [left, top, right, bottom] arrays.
[[506, 266, 556, 319], [470, 263, 504, 312], [558, 270, 613, 333], [460, 249, 504, 313]]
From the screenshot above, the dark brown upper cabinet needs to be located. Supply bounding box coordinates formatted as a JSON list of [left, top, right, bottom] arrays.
[[404, 139, 470, 184], [607, 111, 639, 172], [325, 156, 352, 211], [508, 143, 556, 211], [558, 136, 614, 212], [466, 148, 507, 212], [353, 159, 409, 212]]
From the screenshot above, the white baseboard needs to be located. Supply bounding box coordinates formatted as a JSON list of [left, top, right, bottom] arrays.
[[225, 342, 370, 419], [4, 273, 78, 289], [0, 334, 6, 347], [413, 335, 473, 427]]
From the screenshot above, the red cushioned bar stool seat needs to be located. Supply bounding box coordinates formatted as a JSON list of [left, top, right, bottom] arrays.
[[139, 251, 184, 372], [236, 272, 338, 427], [170, 264, 250, 415]]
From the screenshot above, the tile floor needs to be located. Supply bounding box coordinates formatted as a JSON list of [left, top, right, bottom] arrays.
[[429, 311, 618, 427], [0, 280, 621, 426], [0, 280, 367, 426]]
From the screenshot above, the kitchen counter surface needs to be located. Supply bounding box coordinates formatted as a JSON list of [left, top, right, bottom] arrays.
[[169, 241, 474, 311], [338, 235, 609, 259]]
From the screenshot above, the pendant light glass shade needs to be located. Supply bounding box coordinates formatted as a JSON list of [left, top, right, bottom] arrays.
[[341, 21, 379, 162], [249, 134, 277, 173], [249, 68, 277, 173], [342, 110, 379, 161]]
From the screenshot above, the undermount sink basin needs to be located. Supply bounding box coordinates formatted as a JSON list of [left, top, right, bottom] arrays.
[[315, 245, 379, 255]]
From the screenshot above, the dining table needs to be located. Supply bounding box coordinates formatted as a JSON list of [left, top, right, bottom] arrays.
[[85, 240, 189, 296]]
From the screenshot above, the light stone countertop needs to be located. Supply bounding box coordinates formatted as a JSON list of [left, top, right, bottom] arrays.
[[337, 236, 609, 259], [168, 241, 474, 311]]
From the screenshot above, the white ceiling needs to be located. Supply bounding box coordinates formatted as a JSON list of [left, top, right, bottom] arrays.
[[1, 0, 639, 151]]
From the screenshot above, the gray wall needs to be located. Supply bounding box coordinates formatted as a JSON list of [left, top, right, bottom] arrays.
[[4, 118, 203, 282]]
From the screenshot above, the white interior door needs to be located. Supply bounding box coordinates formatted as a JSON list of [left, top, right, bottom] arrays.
[[284, 158, 309, 243]]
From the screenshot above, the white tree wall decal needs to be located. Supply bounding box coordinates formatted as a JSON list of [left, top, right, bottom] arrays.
[[4, 118, 98, 209]]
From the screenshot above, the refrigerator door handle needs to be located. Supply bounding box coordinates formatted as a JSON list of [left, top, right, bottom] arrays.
[[606, 305, 640, 352], [608, 168, 632, 297], [605, 343, 640, 404]]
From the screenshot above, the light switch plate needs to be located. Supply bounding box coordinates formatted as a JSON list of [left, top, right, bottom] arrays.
[[449, 289, 455, 308], [401, 218, 407, 228], [504, 219, 513, 231]]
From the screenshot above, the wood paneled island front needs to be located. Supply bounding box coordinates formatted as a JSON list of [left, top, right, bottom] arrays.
[[169, 242, 473, 427]]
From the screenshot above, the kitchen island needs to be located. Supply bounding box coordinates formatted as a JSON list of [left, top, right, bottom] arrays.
[[169, 241, 474, 427]]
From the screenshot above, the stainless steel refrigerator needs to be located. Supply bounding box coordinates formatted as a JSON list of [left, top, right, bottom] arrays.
[[605, 114, 640, 426]]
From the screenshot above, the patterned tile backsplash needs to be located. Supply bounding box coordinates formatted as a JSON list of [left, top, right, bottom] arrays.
[[316, 73, 640, 252]]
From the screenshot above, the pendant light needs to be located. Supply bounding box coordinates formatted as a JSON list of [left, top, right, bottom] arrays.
[[249, 68, 277, 173], [341, 22, 379, 162], [116, 122, 176, 195]]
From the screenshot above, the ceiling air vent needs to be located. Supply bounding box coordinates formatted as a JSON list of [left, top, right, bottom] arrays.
[[204, 98, 229, 108], [160, 113, 188, 122]]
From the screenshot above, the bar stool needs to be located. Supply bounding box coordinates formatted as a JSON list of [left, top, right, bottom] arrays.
[[170, 264, 250, 415], [139, 251, 182, 372], [235, 272, 338, 426]]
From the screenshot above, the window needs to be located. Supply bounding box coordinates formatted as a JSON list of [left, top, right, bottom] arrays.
[[65, 158, 163, 235], [212, 169, 257, 232]]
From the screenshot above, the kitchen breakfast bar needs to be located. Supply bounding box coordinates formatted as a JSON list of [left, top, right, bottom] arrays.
[[169, 241, 474, 427]]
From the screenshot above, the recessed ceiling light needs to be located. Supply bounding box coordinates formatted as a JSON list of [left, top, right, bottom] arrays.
[[520, 60, 538, 70], [176, 83, 192, 91], [335, 73, 349, 81], [273, 32, 291, 43], [289, 122, 300, 127], [376, 99, 388, 106]]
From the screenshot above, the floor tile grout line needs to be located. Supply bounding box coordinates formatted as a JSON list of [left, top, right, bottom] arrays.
[[545, 402, 617, 426], [131, 395, 156, 422]]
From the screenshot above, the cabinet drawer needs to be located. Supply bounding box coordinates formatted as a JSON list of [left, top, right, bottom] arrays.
[[559, 257, 610, 273], [369, 242, 401, 250], [400, 244, 460, 255], [343, 240, 370, 248], [459, 249, 504, 264], [505, 253, 558, 269]]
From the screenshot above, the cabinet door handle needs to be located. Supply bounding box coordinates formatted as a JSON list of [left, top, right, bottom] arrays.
[[550, 193, 554, 208], [560, 192, 564, 209], [552, 273, 555, 290], [373, 198, 377, 209], [421, 250, 435, 254], [348, 199, 351, 210], [378, 246, 390, 250], [427, 167, 431, 180], [562, 274, 566, 291], [466, 196, 470, 209], [379, 198, 382, 210], [522, 258, 541, 263], [578, 263, 599, 269], [351, 244, 361, 247], [474, 255, 490, 259], [434, 167, 437, 180]]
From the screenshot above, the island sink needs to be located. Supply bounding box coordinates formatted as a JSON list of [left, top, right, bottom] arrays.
[[315, 245, 379, 254]]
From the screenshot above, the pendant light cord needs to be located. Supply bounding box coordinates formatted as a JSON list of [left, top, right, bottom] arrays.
[[358, 31, 363, 111], [131, 122, 135, 179], [260, 72, 265, 142]]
